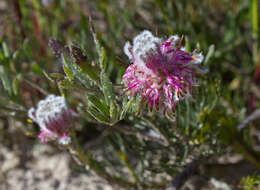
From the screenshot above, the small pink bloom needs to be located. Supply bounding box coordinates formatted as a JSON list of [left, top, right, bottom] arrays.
[[122, 31, 206, 113], [28, 95, 72, 144]]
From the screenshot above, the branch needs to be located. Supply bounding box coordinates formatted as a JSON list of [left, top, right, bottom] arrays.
[[142, 116, 170, 146], [24, 78, 49, 96], [84, 129, 110, 149], [237, 109, 260, 130], [12, 0, 25, 39], [166, 160, 199, 190], [68, 127, 168, 189], [115, 124, 169, 146]]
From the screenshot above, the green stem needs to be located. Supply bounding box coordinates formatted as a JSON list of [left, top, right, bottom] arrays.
[[68, 128, 168, 189], [251, 0, 259, 65], [233, 135, 260, 169], [142, 116, 170, 146]]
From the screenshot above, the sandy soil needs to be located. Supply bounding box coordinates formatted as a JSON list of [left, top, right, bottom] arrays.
[[0, 144, 115, 190]]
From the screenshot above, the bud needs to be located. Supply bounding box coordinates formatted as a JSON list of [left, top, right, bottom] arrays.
[[28, 95, 72, 144]]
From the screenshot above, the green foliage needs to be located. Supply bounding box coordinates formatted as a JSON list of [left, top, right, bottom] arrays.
[[0, 0, 260, 189], [240, 174, 260, 190]]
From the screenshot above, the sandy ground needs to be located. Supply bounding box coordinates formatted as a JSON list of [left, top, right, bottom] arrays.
[[0, 144, 115, 190], [0, 128, 256, 190], [0, 142, 239, 190]]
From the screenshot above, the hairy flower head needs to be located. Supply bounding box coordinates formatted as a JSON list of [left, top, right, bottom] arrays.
[[28, 95, 72, 144], [122, 30, 206, 113]]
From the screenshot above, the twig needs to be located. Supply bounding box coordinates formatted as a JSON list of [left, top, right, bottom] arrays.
[[251, 83, 260, 99], [0, 104, 26, 113], [115, 56, 130, 67], [81, 121, 168, 147], [84, 129, 110, 149], [12, 0, 25, 39], [31, 8, 46, 54], [237, 109, 260, 130], [66, 85, 102, 96], [68, 128, 168, 189], [115, 124, 168, 146], [142, 116, 170, 146], [24, 79, 49, 96], [166, 160, 199, 190]]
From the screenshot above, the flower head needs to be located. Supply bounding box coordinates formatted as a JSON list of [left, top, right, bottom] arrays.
[[28, 95, 72, 144], [122, 30, 206, 113]]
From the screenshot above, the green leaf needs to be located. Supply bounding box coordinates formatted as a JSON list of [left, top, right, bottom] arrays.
[[80, 13, 89, 33], [251, 0, 258, 38], [2, 42, 9, 58], [61, 53, 99, 87], [100, 72, 115, 105], [131, 94, 142, 114], [89, 16, 104, 70], [88, 95, 110, 119], [185, 36, 190, 52], [204, 44, 215, 64], [110, 100, 120, 123], [0, 49, 5, 62], [81, 62, 100, 82], [120, 97, 135, 120], [89, 17, 101, 53], [219, 117, 237, 144], [22, 39, 33, 60], [49, 73, 65, 78], [12, 74, 21, 96], [57, 80, 74, 89], [32, 62, 43, 75], [0, 65, 12, 96], [99, 47, 107, 72], [62, 54, 74, 81], [63, 64, 73, 81], [43, 70, 55, 82], [87, 107, 110, 123]]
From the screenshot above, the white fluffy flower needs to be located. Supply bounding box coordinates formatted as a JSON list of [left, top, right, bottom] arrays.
[[28, 95, 72, 144]]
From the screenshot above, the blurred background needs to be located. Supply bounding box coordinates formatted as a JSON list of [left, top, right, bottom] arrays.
[[0, 0, 260, 189]]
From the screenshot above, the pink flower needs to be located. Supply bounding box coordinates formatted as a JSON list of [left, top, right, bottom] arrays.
[[122, 30, 206, 113], [28, 95, 72, 144]]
